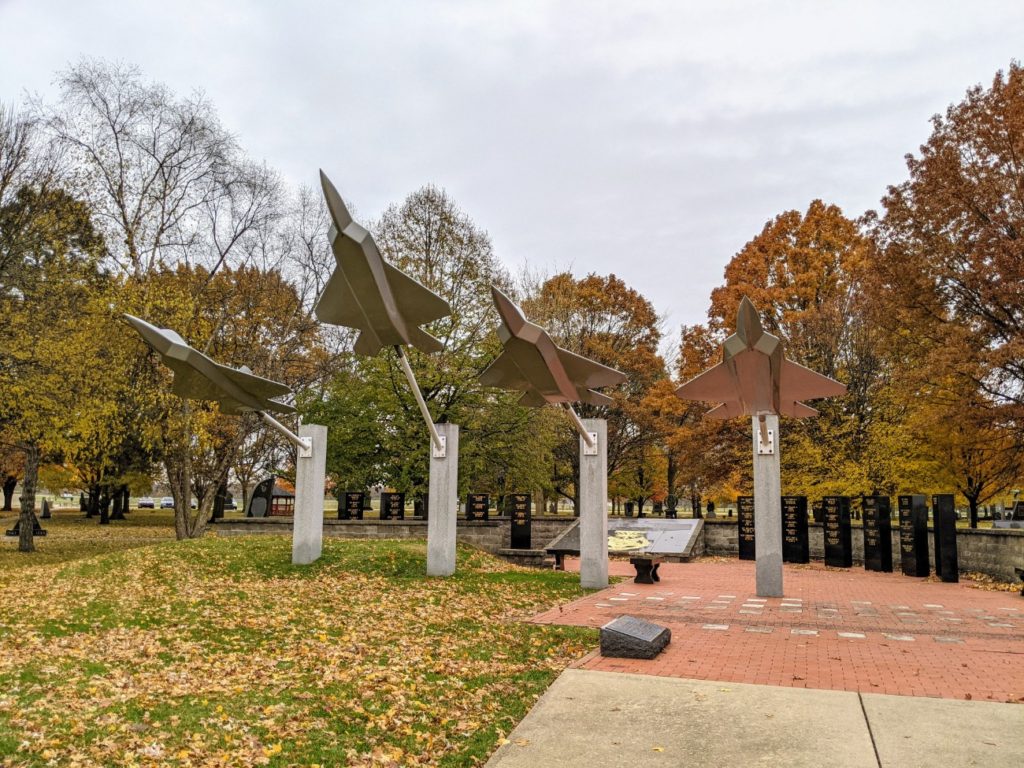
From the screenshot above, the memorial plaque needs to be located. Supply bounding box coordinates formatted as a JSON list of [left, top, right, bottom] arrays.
[[40, 499, 51, 520], [653, 501, 664, 517], [624, 501, 635, 518], [465, 493, 489, 522], [211, 484, 227, 521], [932, 494, 958, 583], [507, 493, 532, 549], [600, 615, 671, 659], [380, 491, 405, 521], [414, 494, 428, 519], [822, 495, 852, 568], [737, 495, 755, 560], [340, 491, 365, 520], [862, 495, 893, 572], [897, 494, 929, 577], [245, 477, 275, 518], [781, 495, 809, 563]]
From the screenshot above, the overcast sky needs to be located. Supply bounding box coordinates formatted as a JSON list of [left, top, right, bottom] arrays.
[[2, 1, 1023, 343]]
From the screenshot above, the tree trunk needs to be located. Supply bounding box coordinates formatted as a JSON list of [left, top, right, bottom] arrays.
[[968, 496, 979, 529], [2, 475, 16, 511], [666, 455, 677, 501], [18, 444, 39, 553], [98, 486, 111, 525]]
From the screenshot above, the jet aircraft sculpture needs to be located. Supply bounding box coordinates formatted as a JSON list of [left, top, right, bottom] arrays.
[[675, 296, 846, 442], [123, 315, 296, 417], [313, 170, 458, 576], [674, 296, 846, 597], [124, 313, 327, 565], [478, 285, 626, 589], [479, 286, 626, 413], [314, 170, 450, 357], [313, 170, 452, 456]]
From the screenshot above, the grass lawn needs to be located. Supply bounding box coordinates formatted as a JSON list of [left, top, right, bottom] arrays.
[[0, 511, 596, 766]]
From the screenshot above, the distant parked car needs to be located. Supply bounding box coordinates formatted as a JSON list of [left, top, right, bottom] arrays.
[[160, 497, 174, 509], [137, 497, 155, 509]]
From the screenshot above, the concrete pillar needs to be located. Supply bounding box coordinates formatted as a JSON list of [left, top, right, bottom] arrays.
[[579, 418, 608, 589], [292, 423, 327, 565], [752, 414, 783, 596], [427, 423, 459, 576]]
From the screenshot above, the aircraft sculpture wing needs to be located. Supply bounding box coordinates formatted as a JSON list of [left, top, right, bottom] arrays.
[[478, 348, 531, 390], [558, 348, 626, 389], [384, 263, 451, 326], [779, 359, 847, 401], [675, 361, 734, 403]]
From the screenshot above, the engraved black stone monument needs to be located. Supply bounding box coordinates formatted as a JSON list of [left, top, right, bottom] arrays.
[[781, 495, 809, 563], [340, 491, 365, 520], [932, 494, 958, 583], [862, 495, 893, 572], [624, 501, 634, 518], [380, 492, 405, 521], [465, 493, 489, 522], [898, 494, 929, 577], [245, 477, 275, 518], [737, 495, 756, 560], [600, 615, 671, 659], [508, 493, 532, 549], [823, 495, 852, 568], [665, 494, 678, 519]]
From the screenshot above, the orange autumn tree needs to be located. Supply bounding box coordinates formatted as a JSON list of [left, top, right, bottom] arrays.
[[868, 63, 1024, 522], [703, 200, 896, 499]]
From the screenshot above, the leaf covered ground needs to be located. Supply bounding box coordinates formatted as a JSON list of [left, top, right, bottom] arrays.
[[0, 513, 595, 766]]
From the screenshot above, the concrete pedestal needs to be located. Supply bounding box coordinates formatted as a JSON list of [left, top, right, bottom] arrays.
[[752, 414, 783, 596], [292, 423, 327, 565], [580, 418, 608, 589], [427, 423, 459, 576]]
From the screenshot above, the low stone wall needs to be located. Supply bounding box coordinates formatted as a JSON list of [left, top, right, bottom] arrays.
[[211, 515, 578, 554], [703, 519, 1024, 581]]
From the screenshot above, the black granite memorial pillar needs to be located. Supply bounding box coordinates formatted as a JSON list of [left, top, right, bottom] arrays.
[[822, 496, 852, 567], [737, 495, 755, 560], [507, 493, 532, 549], [380, 492, 405, 521], [932, 494, 958, 583], [465, 493, 489, 521], [781, 495, 809, 563], [897, 494, 929, 577], [340, 491, 365, 520], [862, 495, 893, 572]]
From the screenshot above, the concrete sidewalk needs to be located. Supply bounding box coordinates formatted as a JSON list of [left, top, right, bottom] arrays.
[[485, 669, 1024, 768]]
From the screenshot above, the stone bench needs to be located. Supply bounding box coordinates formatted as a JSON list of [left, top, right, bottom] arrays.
[[630, 555, 663, 584]]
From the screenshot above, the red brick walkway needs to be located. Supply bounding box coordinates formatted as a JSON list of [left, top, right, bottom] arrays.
[[532, 559, 1024, 703]]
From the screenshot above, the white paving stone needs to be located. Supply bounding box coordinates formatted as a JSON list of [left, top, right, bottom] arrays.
[[746, 626, 774, 633], [838, 632, 866, 639], [791, 629, 818, 636], [703, 624, 730, 631], [883, 634, 915, 641]]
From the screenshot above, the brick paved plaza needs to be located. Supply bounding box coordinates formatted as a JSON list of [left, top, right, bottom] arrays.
[[532, 559, 1024, 703]]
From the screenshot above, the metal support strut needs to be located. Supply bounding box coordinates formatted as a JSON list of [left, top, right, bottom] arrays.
[[394, 346, 445, 456], [563, 404, 597, 450], [260, 411, 312, 457]]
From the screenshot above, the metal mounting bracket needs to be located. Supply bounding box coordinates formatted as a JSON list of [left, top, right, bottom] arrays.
[[757, 428, 775, 455], [582, 432, 599, 456], [431, 434, 447, 459]]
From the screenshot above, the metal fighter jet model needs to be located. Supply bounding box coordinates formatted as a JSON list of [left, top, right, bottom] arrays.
[[313, 171, 452, 455], [314, 170, 451, 356], [123, 315, 308, 452], [479, 286, 625, 446], [675, 296, 846, 443]]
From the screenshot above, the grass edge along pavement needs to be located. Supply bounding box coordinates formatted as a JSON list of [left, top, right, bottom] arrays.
[[0, 532, 597, 767]]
